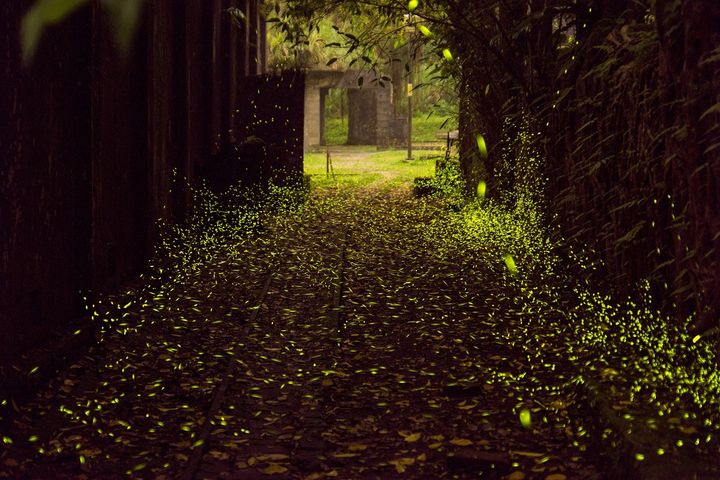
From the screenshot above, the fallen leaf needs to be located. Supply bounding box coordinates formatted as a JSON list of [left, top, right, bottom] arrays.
[[403, 432, 422, 443], [545, 474, 567, 480], [261, 464, 288, 474], [209, 450, 230, 460], [256, 453, 290, 462], [348, 443, 368, 451], [508, 472, 526, 480], [389, 457, 415, 473], [513, 451, 544, 458], [457, 401, 478, 410], [450, 438, 473, 446], [79, 448, 102, 457]]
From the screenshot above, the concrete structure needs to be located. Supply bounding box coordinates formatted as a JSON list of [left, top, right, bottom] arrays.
[[303, 70, 402, 150]]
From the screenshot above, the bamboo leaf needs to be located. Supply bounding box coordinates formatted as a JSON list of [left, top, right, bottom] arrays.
[[21, 0, 90, 63]]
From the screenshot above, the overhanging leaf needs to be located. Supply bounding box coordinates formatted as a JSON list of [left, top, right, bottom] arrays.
[[100, 0, 145, 54], [21, 0, 90, 63]]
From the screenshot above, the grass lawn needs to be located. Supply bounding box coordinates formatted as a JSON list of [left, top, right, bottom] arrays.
[[304, 147, 442, 190], [325, 114, 457, 144], [411, 114, 457, 142]]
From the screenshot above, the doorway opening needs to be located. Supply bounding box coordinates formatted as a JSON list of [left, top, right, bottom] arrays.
[[321, 88, 349, 146]]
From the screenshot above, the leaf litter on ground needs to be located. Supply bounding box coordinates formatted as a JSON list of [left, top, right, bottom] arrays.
[[1, 180, 609, 479]]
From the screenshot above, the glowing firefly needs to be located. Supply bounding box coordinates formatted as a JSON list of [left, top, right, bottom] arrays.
[[476, 134, 488, 158], [477, 180, 487, 201]]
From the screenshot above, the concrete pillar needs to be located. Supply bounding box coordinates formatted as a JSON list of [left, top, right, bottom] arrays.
[[347, 89, 377, 144], [319, 88, 327, 145], [304, 83, 321, 150], [376, 87, 392, 148]]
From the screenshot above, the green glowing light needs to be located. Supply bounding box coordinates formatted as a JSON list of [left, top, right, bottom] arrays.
[[477, 180, 487, 200], [418, 25, 432, 37], [635, 453, 645, 461], [519, 408, 532, 428], [442, 48, 453, 61], [476, 134, 488, 158], [503, 254, 518, 275], [408, 0, 418, 11]]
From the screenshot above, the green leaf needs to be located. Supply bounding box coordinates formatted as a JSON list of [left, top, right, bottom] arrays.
[[21, 0, 90, 63], [418, 25, 432, 37], [100, 0, 144, 54]]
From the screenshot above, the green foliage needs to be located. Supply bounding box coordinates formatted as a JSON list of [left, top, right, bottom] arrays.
[[304, 147, 437, 190], [267, 13, 350, 70], [411, 155, 463, 200], [21, 0, 143, 63], [422, 177, 720, 434], [324, 117, 347, 145], [21, 0, 88, 61], [323, 114, 457, 145], [412, 114, 457, 142]]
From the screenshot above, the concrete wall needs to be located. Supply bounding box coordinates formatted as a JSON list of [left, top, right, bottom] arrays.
[[303, 70, 398, 150]]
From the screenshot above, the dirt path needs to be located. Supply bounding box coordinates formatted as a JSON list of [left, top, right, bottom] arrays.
[[1, 187, 600, 479]]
